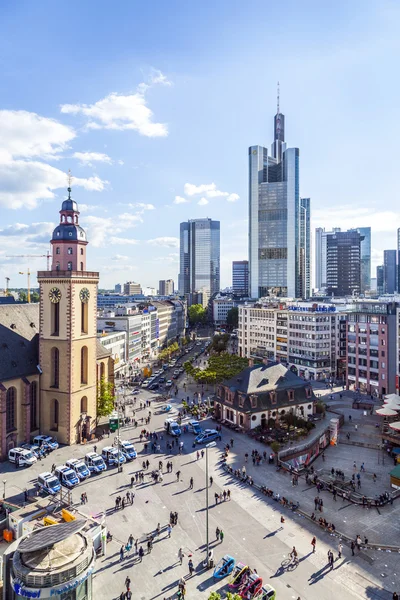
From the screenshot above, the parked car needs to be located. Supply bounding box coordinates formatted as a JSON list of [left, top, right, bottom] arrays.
[[119, 440, 137, 460], [159, 377, 166, 383], [54, 465, 79, 488], [37, 472, 61, 495], [195, 429, 221, 444], [165, 380, 173, 388], [8, 447, 37, 467], [188, 420, 202, 435], [32, 435, 59, 451], [85, 452, 107, 474], [21, 443, 46, 459], [164, 419, 181, 437], [66, 459, 91, 481], [149, 383, 159, 391], [102, 446, 126, 467]]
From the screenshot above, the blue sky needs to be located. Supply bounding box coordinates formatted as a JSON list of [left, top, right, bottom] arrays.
[[1, 0, 400, 290]]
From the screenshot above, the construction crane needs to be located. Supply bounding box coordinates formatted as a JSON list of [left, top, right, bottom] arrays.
[[18, 269, 31, 303], [6, 251, 51, 270], [5, 277, 10, 296]]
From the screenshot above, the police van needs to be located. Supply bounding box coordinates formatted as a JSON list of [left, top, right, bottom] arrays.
[[164, 419, 181, 437], [84, 452, 107, 474], [37, 472, 61, 495], [54, 465, 79, 488], [66, 458, 91, 480], [8, 447, 37, 467], [101, 446, 126, 467]]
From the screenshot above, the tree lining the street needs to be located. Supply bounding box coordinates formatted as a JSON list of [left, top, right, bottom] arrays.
[[226, 306, 239, 328], [188, 303, 207, 325], [96, 377, 115, 424], [184, 353, 248, 386]]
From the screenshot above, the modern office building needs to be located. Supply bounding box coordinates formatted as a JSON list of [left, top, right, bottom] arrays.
[[123, 281, 141, 295], [356, 227, 371, 293], [232, 261, 249, 297], [212, 296, 237, 326], [159, 279, 174, 295], [114, 283, 122, 293], [178, 218, 220, 296], [346, 301, 397, 396], [248, 100, 310, 299], [376, 265, 384, 295], [326, 230, 363, 297], [383, 250, 397, 294], [397, 228, 400, 293]]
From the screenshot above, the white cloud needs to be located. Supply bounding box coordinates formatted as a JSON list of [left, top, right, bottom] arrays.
[[0, 160, 106, 209], [156, 252, 179, 263], [61, 70, 170, 137], [73, 151, 113, 165], [0, 110, 75, 161], [111, 254, 129, 261], [313, 205, 400, 233], [102, 264, 137, 272], [125, 202, 155, 211], [198, 197, 209, 206], [82, 211, 143, 247], [147, 237, 179, 248], [110, 237, 139, 245], [183, 182, 240, 201], [173, 196, 190, 205]]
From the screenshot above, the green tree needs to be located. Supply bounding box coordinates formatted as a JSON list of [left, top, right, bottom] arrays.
[[226, 306, 239, 328], [30, 291, 40, 303], [226, 593, 242, 600], [206, 353, 248, 383], [188, 304, 207, 325], [96, 377, 115, 424], [18, 290, 27, 302], [207, 593, 221, 600]]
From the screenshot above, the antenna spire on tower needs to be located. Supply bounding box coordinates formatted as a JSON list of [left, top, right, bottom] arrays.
[[277, 81, 280, 114], [67, 169, 72, 199]]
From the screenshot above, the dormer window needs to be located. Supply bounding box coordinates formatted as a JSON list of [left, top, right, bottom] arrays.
[[67, 248, 73, 255], [270, 391, 277, 404], [288, 389, 295, 401], [239, 395, 245, 408], [251, 395, 257, 409], [305, 387, 312, 398], [57, 232, 60, 237]]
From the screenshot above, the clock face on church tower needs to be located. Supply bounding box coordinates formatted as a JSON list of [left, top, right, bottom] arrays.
[[49, 287, 61, 303], [79, 288, 90, 303]]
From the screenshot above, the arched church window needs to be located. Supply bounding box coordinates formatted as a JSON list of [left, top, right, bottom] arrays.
[[67, 262, 72, 270], [67, 248, 73, 255], [51, 347, 59, 388], [6, 387, 16, 433], [56, 262, 60, 271], [80, 248, 84, 255], [80, 262, 84, 271], [30, 381, 38, 430], [52, 399, 59, 431], [81, 346, 88, 384], [56, 247, 60, 255], [80, 396, 88, 413]]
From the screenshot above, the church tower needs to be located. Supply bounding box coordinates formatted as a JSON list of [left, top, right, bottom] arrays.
[[38, 178, 98, 444]]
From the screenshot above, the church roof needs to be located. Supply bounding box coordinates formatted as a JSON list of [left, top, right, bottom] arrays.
[[52, 224, 87, 242], [61, 199, 78, 212], [0, 304, 39, 382], [224, 362, 307, 394], [96, 338, 112, 359]]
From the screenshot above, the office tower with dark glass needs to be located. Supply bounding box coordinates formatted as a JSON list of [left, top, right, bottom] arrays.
[[249, 97, 310, 299], [397, 228, 400, 293], [383, 249, 396, 294], [376, 265, 384, 295], [232, 260, 249, 297], [178, 218, 220, 296], [326, 230, 363, 297], [357, 227, 371, 293], [315, 227, 341, 291]]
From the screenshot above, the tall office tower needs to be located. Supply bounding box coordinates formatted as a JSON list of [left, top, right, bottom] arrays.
[[249, 93, 310, 299], [326, 230, 363, 296], [397, 228, 400, 293], [383, 249, 396, 294], [376, 265, 384, 295], [159, 279, 174, 295], [123, 281, 141, 295], [315, 227, 341, 291], [232, 261, 249, 297], [114, 283, 122, 293], [357, 227, 371, 293], [178, 219, 220, 296]]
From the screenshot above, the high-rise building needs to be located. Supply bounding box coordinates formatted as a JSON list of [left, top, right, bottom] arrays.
[[326, 230, 363, 297], [315, 228, 341, 291], [249, 96, 310, 299], [232, 261, 249, 297], [114, 283, 122, 293], [123, 281, 141, 295], [376, 265, 384, 295], [383, 250, 396, 294], [159, 279, 174, 295], [178, 219, 220, 296], [397, 228, 400, 293], [357, 227, 371, 293]]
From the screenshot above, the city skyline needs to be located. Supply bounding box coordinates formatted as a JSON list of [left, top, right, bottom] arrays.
[[1, 2, 400, 291]]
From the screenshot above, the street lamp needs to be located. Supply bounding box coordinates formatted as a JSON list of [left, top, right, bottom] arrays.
[[205, 441, 216, 568], [3, 480, 6, 499]]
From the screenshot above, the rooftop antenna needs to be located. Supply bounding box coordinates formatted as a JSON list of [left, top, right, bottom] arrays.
[[277, 81, 280, 114], [67, 169, 72, 199]]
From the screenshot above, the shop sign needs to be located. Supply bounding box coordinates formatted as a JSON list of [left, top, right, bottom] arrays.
[[12, 565, 94, 598]]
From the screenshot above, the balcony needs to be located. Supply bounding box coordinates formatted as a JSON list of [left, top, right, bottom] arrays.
[[38, 270, 99, 279]]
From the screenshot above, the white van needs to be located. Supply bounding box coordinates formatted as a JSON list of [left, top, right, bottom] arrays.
[[37, 472, 61, 495], [8, 447, 37, 467]]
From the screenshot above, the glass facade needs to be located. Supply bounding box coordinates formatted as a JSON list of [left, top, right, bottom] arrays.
[[326, 230, 363, 296], [383, 249, 396, 294], [357, 227, 371, 293], [249, 111, 309, 299], [232, 260, 249, 296], [178, 219, 220, 296]]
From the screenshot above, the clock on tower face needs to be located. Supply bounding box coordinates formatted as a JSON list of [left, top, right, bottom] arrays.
[[49, 287, 61, 303], [79, 288, 90, 303]]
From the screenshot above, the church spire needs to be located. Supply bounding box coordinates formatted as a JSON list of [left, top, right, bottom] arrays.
[[67, 169, 73, 200]]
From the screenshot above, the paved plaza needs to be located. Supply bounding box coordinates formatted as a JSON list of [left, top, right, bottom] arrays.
[[1, 347, 400, 599]]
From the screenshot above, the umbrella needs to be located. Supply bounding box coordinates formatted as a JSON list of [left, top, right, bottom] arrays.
[[375, 407, 398, 416], [389, 421, 400, 431], [384, 394, 400, 403]]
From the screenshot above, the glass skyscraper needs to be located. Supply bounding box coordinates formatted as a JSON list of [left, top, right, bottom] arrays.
[[248, 105, 310, 299], [232, 260, 249, 297], [178, 218, 220, 296], [357, 227, 371, 293], [383, 249, 396, 294]]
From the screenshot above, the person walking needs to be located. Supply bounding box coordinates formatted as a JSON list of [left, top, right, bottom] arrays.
[[215, 526, 220, 541], [328, 550, 334, 569], [188, 558, 194, 576], [138, 546, 144, 561], [167, 525, 172, 538], [178, 547, 184, 565], [338, 542, 343, 559], [351, 541, 355, 556], [176, 470, 181, 481], [219, 529, 224, 543], [125, 576, 131, 591], [311, 536, 316, 553], [119, 545, 125, 562], [209, 476, 213, 487], [189, 477, 194, 490]]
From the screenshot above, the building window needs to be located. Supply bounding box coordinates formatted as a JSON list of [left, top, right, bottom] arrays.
[[81, 302, 88, 334], [288, 389, 295, 401], [251, 396, 257, 409], [80, 396, 88, 413], [51, 302, 60, 335], [30, 381, 38, 430], [67, 247, 73, 255], [308, 404, 312, 410], [270, 391, 277, 404], [55, 261, 60, 271], [280, 409, 286, 415], [67, 261, 72, 270], [239, 395, 245, 408], [81, 346, 88, 384], [80, 262, 84, 271], [305, 387, 312, 398], [100, 362, 105, 380], [52, 399, 59, 431], [51, 347, 59, 388], [80, 248, 84, 255], [6, 387, 16, 433], [56, 247, 60, 255]]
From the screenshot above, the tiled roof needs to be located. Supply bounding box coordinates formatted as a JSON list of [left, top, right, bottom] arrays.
[[0, 304, 40, 382]]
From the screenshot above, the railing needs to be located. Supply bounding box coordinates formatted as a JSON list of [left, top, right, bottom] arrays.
[[37, 270, 99, 278]]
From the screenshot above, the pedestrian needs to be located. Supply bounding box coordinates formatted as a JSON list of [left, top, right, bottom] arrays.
[[176, 470, 181, 481], [219, 529, 224, 543], [128, 533, 134, 547], [209, 476, 213, 487], [338, 542, 342, 558], [355, 424, 358, 431], [167, 525, 172, 538], [393, 593, 399, 600], [215, 492, 219, 505], [178, 547, 184, 565], [138, 546, 144, 561], [125, 576, 131, 591], [227, 489, 231, 500], [201, 450, 204, 458], [190, 477, 194, 489], [351, 541, 355, 556], [230, 438, 234, 447], [216, 526, 220, 540], [356, 535, 361, 550], [223, 490, 227, 501], [290, 547, 298, 564], [119, 545, 125, 562], [311, 536, 316, 553], [135, 538, 138, 554], [188, 558, 194, 576], [328, 550, 334, 569]]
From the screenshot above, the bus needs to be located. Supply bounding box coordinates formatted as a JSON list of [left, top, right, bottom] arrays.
[[108, 411, 123, 433]]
